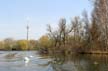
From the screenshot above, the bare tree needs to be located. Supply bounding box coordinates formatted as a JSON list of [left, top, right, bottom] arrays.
[[47, 18, 73, 48], [71, 17, 83, 43], [70, 16, 84, 52], [92, 0, 108, 51]]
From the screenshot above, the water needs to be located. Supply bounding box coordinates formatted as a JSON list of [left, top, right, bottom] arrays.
[[0, 51, 108, 71]]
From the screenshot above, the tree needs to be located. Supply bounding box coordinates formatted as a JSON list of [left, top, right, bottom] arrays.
[[39, 35, 52, 48], [3, 38, 15, 50], [0, 41, 4, 50], [69, 16, 85, 52], [16, 40, 28, 50], [29, 40, 38, 50], [92, 0, 108, 51], [71, 16, 82, 42], [47, 18, 73, 48], [89, 18, 101, 51]]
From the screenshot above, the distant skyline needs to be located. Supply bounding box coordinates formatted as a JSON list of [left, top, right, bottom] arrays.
[[0, 0, 92, 40]]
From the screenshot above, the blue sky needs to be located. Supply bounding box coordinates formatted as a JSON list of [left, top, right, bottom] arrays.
[[0, 0, 92, 40]]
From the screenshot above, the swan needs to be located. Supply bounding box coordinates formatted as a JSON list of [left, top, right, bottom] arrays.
[[29, 55, 33, 58], [24, 57, 30, 63], [24, 55, 34, 63]]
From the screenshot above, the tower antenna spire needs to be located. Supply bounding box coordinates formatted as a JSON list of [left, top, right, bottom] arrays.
[[26, 17, 30, 50], [26, 24, 29, 50]]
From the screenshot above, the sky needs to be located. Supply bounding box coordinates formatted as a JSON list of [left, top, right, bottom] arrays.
[[0, 0, 92, 40]]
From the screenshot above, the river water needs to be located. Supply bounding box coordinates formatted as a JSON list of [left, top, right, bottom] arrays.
[[0, 51, 108, 71]]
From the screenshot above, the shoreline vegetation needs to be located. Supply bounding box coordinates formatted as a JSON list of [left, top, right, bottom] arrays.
[[1, 0, 108, 55], [38, 0, 108, 55]]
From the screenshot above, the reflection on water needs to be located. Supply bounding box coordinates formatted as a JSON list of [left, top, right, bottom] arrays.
[[0, 51, 108, 71]]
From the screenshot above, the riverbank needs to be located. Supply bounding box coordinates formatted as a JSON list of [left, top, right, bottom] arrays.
[[39, 48, 108, 55], [81, 51, 108, 54]]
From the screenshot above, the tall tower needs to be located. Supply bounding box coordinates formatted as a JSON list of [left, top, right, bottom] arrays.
[[26, 25, 29, 50]]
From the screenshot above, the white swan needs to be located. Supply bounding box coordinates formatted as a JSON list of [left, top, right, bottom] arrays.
[[29, 55, 33, 58], [24, 57, 30, 63], [24, 55, 34, 63]]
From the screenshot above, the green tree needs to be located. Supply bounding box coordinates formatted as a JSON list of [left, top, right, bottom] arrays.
[[39, 35, 52, 48], [3, 38, 15, 50], [16, 40, 28, 50]]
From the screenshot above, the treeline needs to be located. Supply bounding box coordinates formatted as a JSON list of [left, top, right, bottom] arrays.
[[39, 0, 108, 54], [0, 38, 39, 50]]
